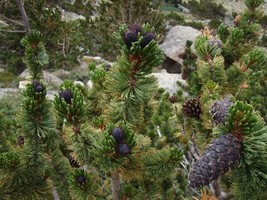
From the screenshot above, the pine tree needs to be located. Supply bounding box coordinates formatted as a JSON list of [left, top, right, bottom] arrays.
[[9, 24, 182, 199], [0, 30, 72, 199], [1, 1, 267, 199]]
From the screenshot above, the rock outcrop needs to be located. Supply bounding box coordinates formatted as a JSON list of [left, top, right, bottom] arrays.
[[159, 25, 200, 73], [19, 69, 63, 88]]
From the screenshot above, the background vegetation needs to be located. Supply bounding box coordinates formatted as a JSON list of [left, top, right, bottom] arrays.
[[0, 0, 267, 199]]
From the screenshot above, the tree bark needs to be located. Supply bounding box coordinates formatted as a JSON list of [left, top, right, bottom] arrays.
[[16, 0, 30, 31], [111, 171, 120, 200], [212, 179, 222, 199], [212, 179, 232, 200]]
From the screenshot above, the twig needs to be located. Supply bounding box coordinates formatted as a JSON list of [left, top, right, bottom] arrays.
[[0, 14, 24, 27], [189, 140, 200, 160], [0, 29, 26, 33], [111, 171, 120, 200], [211, 179, 222, 199], [211, 178, 232, 200], [16, 0, 30, 31]]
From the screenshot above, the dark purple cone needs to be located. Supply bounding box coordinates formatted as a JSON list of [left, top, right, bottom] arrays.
[[140, 32, 154, 48], [189, 134, 242, 188], [104, 64, 111, 72], [129, 24, 142, 34], [117, 143, 131, 156], [76, 175, 87, 186], [59, 90, 73, 104], [32, 81, 44, 93], [210, 97, 233, 126], [112, 127, 124, 142], [124, 30, 138, 49], [129, 23, 142, 34]]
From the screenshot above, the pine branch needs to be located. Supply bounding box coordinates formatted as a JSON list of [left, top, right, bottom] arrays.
[[142, 147, 183, 181]]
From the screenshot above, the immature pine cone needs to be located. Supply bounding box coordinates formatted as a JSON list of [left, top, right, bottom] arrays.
[[128, 23, 142, 34], [124, 30, 138, 49], [112, 127, 124, 142], [140, 32, 154, 48], [59, 90, 73, 104], [76, 175, 87, 186], [117, 143, 131, 156], [32, 80, 44, 93]]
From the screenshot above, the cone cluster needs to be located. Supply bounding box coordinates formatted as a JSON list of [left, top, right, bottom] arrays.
[[32, 80, 44, 93], [111, 127, 131, 156], [124, 24, 154, 49]]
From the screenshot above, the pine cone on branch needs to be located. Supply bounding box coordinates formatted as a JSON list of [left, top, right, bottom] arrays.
[[210, 97, 233, 126], [189, 134, 242, 188], [68, 155, 81, 168], [182, 98, 202, 118]]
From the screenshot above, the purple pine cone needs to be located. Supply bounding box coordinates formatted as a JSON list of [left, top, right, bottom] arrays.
[[117, 143, 131, 156], [59, 90, 73, 104], [112, 127, 124, 142], [140, 32, 154, 48]]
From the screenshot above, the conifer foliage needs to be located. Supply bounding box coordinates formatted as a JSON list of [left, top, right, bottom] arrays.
[[176, 0, 267, 199], [1, 0, 267, 199], [1, 23, 180, 200]]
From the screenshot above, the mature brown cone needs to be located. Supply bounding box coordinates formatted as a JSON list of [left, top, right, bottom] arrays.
[[68, 155, 81, 168], [182, 98, 202, 118], [189, 134, 242, 188]]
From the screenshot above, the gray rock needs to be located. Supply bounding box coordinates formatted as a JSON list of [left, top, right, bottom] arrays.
[[61, 10, 86, 22], [52, 69, 71, 79], [0, 88, 20, 98], [46, 90, 58, 101], [74, 81, 85, 87], [152, 69, 186, 95], [0, 87, 58, 101], [18, 80, 31, 89], [159, 25, 201, 65], [19, 69, 63, 88]]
